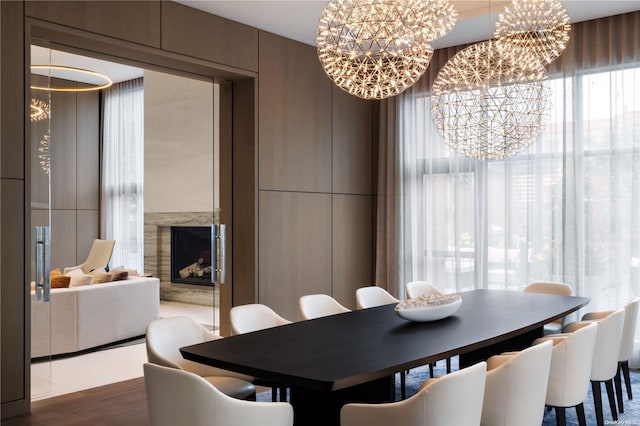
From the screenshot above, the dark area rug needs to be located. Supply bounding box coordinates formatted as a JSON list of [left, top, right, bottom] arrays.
[[257, 356, 639, 425]]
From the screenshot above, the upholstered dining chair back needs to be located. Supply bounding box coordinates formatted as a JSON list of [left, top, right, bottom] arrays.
[[562, 309, 625, 425], [405, 281, 441, 299], [573, 301, 638, 415], [564, 309, 625, 382], [229, 303, 292, 402], [580, 300, 640, 378], [524, 281, 573, 330], [592, 309, 626, 381], [616, 298, 639, 363], [481, 340, 553, 426], [230, 303, 292, 336], [340, 361, 487, 426], [523, 281, 572, 296], [298, 294, 350, 320], [595, 298, 638, 410], [355, 286, 399, 309], [146, 316, 215, 374], [533, 321, 598, 408], [616, 298, 640, 408], [146, 316, 251, 381], [63, 239, 115, 274], [144, 363, 293, 426]]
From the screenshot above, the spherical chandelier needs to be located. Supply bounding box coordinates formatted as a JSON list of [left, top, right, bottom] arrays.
[[317, 0, 457, 100], [494, 0, 571, 69], [431, 41, 551, 160]]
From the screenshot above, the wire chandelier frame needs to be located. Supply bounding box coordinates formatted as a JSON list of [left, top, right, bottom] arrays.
[[494, 0, 571, 70], [431, 41, 552, 160], [317, 0, 457, 100]]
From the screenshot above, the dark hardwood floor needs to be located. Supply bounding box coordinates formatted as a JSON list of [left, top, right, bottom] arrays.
[[3, 378, 150, 426]]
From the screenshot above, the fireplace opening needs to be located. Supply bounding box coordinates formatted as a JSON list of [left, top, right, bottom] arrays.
[[171, 226, 214, 286]]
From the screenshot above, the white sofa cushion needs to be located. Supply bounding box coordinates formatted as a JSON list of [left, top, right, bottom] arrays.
[[31, 276, 160, 358], [76, 277, 159, 350]]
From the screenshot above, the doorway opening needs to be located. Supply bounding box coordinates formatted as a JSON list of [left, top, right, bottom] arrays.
[[29, 42, 224, 400]]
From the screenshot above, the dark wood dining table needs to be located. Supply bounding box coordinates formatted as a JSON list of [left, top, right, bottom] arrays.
[[181, 289, 589, 425]]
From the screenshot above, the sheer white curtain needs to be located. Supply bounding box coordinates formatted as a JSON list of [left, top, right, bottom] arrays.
[[379, 12, 640, 364], [399, 68, 640, 294], [101, 78, 144, 272]]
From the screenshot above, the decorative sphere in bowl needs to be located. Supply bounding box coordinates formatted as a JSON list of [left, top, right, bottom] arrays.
[[394, 294, 462, 322]]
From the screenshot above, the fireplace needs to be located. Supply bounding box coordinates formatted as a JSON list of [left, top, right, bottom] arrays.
[[170, 226, 214, 286]]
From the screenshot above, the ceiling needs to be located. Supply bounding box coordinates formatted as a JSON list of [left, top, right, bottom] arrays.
[[31, 45, 144, 84], [30, 1, 640, 83], [176, 0, 640, 48]]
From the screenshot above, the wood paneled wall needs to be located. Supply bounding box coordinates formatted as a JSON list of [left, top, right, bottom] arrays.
[[257, 33, 375, 320], [258, 191, 333, 317], [231, 78, 257, 313], [161, 2, 258, 72], [332, 87, 374, 194], [258, 32, 332, 193], [1, 180, 26, 410], [25, 1, 161, 48], [30, 81, 100, 275], [1, 0, 28, 415], [332, 195, 374, 308], [2, 1, 377, 415]]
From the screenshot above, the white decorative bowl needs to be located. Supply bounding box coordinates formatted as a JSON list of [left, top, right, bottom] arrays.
[[394, 294, 462, 322]]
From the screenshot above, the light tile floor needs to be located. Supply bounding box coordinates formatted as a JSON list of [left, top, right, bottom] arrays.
[[31, 300, 218, 401]]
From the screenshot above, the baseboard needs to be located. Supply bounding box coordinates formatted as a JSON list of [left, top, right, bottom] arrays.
[[2, 397, 30, 420]]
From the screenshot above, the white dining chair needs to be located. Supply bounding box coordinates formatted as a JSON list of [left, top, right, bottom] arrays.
[[354, 286, 407, 398], [355, 286, 399, 309], [340, 361, 487, 426], [146, 316, 255, 399], [523, 281, 573, 333], [533, 322, 598, 426], [230, 303, 292, 335], [405, 281, 441, 299], [582, 298, 640, 413], [616, 298, 639, 412], [144, 363, 293, 426], [481, 340, 553, 426], [230, 303, 292, 401], [298, 293, 350, 320], [563, 308, 626, 426]]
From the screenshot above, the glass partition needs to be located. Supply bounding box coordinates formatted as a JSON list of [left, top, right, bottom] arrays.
[[28, 42, 221, 399]]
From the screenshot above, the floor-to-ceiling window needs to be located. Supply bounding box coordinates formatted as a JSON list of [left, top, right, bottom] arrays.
[[377, 12, 640, 363], [405, 67, 639, 307], [102, 78, 145, 272]]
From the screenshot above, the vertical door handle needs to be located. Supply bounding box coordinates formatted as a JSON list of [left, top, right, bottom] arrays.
[[212, 224, 226, 284], [34, 226, 51, 301], [43, 226, 51, 302], [35, 227, 43, 301]]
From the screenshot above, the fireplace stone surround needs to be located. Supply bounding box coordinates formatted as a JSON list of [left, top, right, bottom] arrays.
[[144, 211, 219, 306]]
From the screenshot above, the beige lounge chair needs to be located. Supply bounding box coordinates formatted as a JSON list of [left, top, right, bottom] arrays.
[[63, 239, 115, 274]]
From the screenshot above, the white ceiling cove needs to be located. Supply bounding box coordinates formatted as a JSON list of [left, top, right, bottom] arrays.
[[177, 0, 640, 48], [31, 1, 640, 83], [31, 45, 144, 84]]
